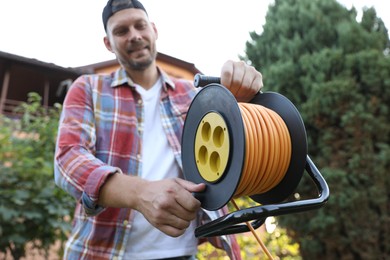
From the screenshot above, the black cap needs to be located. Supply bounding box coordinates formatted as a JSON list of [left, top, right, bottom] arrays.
[[102, 0, 148, 31]]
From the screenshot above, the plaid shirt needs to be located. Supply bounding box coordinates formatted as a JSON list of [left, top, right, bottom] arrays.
[[54, 68, 241, 259]]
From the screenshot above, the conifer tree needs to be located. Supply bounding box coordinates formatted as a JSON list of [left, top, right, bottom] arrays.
[[243, 0, 390, 258]]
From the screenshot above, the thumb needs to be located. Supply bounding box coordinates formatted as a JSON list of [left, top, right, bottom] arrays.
[[176, 178, 206, 193]]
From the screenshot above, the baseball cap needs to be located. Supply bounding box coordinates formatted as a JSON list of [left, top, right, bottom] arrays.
[[102, 0, 148, 31]]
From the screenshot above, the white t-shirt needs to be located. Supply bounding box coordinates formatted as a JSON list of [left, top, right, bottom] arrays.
[[124, 78, 198, 259]]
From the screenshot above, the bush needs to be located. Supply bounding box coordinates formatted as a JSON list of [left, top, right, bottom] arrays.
[[0, 93, 75, 259]]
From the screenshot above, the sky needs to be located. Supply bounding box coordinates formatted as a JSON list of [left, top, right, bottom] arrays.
[[0, 0, 389, 76]]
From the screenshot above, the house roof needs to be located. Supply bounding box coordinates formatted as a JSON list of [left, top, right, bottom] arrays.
[[76, 52, 202, 75], [0, 50, 202, 77], [0, 50, 82, 77]]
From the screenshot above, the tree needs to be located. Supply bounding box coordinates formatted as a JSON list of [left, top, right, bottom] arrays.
[[243, 0, 390, 259], [0, 93, 75, 259]]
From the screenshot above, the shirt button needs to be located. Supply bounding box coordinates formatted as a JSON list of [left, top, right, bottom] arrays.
[[138, 99, 142, 105], [123, 220, 131, 229]]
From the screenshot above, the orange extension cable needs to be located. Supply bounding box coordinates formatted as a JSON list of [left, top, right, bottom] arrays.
[[234, 102, 292, 198], [231, 102, 293, 260]]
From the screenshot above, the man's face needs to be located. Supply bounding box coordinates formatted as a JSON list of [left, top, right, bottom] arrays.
[[104, 8, 158, 71]]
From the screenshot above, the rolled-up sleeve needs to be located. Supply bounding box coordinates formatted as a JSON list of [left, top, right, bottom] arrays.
[[54, 75, 118, 216]]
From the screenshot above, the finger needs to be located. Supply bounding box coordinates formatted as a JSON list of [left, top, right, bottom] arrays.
[[149, 179, 200, 221], [223, 61, 247, 96], [175, 190, 201, 215], [157, 223, 187, 237], [237, 68, 264, 102], [162, 212, 193, 231], [220, 60, 234, 84], [149, 195, 196, 228], [174, 179, 204, 212], [252, 71, 264, 93], [153, 192, 198, 223], [238, 70, 256, 101], [175, 178, 206, 193], [220, 60, 235, 93]]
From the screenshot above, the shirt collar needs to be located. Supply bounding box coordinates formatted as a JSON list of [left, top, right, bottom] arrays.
[[110, 67, 175, 91]]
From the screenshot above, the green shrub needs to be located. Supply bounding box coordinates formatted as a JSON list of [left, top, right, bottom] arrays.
[[0, 93, 74, 259]]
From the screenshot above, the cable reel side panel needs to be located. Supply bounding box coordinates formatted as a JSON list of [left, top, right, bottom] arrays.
[[182, 84, 245, 210]]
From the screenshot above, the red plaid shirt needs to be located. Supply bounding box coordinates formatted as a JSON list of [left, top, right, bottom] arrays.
[[54, 68, 241, 259]]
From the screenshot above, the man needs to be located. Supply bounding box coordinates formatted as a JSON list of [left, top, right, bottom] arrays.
[[54, 0, 263, 259]]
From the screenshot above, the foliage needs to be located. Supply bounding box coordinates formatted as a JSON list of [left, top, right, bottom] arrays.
[[0, 93, 74, 259], [197, 197, 301, 259], [243, 0, 390, 259], [199, 222, 301, 260]]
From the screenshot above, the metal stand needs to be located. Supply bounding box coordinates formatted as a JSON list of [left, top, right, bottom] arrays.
[[194, 155, 330, 238]]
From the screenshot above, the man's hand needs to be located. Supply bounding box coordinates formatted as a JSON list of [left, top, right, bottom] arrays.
[[98, 174, 205, 237], [135, 178, 205, 237], [220, 60, 263, 102]]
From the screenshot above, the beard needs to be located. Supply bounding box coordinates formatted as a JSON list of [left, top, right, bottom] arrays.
[[119, 42, 157, 71]]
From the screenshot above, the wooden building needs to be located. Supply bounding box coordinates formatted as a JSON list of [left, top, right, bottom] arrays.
[[0, 51, 81, 115], [79, 52, 201, 80], [0, 50, 201, 115]]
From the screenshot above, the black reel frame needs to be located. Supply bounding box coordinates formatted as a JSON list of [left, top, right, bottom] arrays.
[[195, 155, 329, 237], [185, 74, 330, 238]]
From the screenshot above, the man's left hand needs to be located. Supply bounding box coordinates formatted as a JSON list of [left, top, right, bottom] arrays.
[[220, 60, 263, 102]]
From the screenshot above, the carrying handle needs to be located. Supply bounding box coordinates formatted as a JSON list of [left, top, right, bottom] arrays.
[[194, 73, 220, 88], [194, 155, 330, 237]]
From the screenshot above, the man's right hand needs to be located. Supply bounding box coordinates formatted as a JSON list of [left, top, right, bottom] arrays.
[[135, 178, 205, 237], [98, 174, 205, 237]]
